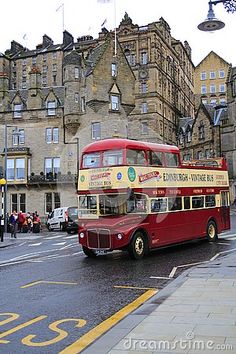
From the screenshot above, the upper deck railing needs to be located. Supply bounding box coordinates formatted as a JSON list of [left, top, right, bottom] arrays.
[[182, 158, 227, 170]]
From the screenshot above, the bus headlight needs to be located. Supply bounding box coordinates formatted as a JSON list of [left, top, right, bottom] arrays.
[[80, 232, 85, 239], [117, 233, 123, 240]]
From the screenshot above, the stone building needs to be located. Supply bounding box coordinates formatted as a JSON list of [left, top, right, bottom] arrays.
[[194, 51, 230, 107], [0, 14, 195, 218], [178, 103, 225, 162], [221, 66, 236, 201], [0, 34, 135, 217], [109, 14, 195, 144]]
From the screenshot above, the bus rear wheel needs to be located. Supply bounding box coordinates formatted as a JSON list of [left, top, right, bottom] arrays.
[[82, 246, 97, 258], [128, 232, 146, 260], [206, 221, 218, 242]]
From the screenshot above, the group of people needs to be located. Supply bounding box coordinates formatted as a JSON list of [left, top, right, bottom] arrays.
[[8, 211, 41, 238]]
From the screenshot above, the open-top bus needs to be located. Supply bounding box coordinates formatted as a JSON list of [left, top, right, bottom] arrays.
[[77, 138, 230, 259]]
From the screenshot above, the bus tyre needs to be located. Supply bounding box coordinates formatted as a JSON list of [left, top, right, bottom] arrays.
[[128, 232, 146, 260], [82, 246, 97, 258], [206, 221, 218, 242]]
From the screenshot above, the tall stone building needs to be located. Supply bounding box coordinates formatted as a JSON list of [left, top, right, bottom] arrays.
[[109, 14, 195, 144], [221, 66, 236, 201], [0, 14, 195, 218], [194, 51, 230, 107]]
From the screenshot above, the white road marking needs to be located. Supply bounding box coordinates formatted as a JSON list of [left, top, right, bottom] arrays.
[[28, 243, 42, 247], [150, 276, 171, 280], [18, 242, 27, 247], [217, 242, 231, 245], [52, 242, 67, 246], [226, 236, 236, 241], [220, 233, 236, 239], [44, 235, 65, 240], [65, 235, 78, 239]]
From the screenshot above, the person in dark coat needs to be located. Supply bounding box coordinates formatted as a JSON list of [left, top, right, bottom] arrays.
[[9, 211, 18, 238]]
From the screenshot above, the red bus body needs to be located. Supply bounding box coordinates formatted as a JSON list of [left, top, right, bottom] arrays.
[[77, 139, 230, 259]]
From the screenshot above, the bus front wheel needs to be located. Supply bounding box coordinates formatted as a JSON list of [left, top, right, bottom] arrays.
[[128, 232, 146, 260], [206, 221, 218, 242], [82, 246, 97, 258]]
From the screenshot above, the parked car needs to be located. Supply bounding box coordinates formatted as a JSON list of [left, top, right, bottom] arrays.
[[66, 206, 78, 234], [46, 207, 68, 231]]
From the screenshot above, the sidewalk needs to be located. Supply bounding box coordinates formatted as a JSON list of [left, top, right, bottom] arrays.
[[83, 251, 236, 354]]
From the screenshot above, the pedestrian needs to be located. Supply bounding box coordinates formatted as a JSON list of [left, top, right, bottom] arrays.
[[26, 212, 33, 233], [9, 211, 18, 238], [17, 211, 25, 233], [33, 213, 41, 233]]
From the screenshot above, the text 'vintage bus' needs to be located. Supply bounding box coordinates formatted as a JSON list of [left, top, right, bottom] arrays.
[[77, 138, 230, 259]]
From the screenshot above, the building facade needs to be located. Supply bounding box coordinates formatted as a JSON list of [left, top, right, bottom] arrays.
[[0, 14, 195, 218], [194, 51, 230, 107], [178, 103, 223, 162], [221, 66, 236, 202]]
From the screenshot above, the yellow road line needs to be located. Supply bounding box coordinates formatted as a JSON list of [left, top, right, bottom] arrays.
[[59, 289, 158, 354], [21, 281, 78, 289], [114, 285, 157, 291], [0, 315, 47, 344]]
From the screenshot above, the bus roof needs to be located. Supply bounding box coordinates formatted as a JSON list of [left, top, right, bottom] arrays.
[[82, 138, 180, 154]]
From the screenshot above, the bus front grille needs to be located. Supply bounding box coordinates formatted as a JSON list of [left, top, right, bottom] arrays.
[[87, 229, 111, 249]]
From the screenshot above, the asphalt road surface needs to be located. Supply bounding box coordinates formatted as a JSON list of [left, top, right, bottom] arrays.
[[0, 214, 236, 353]]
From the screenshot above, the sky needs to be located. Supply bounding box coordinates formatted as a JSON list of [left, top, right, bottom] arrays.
[[0, 0, 235, 66]]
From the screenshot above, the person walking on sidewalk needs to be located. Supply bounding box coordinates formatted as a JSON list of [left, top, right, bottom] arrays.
[[9, 211, 18, 238], [17, 211, 25, 233]]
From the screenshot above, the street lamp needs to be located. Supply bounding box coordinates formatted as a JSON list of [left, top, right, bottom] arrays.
[[198, 0, 236, 31]]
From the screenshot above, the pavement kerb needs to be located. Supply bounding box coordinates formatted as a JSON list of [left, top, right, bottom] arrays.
[[82, 251, 236, 354]]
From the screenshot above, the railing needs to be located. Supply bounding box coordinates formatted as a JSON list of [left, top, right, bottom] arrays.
[[182, 158, 227, 169], [28, 173, 77, 184]]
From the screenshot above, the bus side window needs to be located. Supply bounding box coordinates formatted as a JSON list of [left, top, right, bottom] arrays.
[[168, 197, 182, 211], [205, 195, 216, 207], [151, 198, 167, 212], [192, 196, 204, 209], [149, 151, 163, 166], [126, 149, 147, 165], [184, 196, 190, 210], [165, 153, 179, 167]]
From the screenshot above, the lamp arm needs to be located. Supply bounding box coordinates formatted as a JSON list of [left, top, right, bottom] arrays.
[[210, 0, 236, 12]]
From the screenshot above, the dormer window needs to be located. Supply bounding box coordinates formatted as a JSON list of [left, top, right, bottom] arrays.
[[111, 63, 117, 77], [186, 130, 191, 142], [13, 104, 23, 118], [75, 67, 80, 79], [111, 95, 119, 111], [199, 122, 205, 140], [47, 101, 56, 116]]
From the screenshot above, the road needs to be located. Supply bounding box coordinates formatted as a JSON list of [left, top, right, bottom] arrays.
[[0, 214, 236, 353]]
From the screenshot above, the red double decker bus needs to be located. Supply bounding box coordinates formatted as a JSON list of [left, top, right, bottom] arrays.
[[77, 138, 230, 259]]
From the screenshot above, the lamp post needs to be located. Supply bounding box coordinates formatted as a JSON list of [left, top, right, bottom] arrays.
[[198, 0, 236, 31]]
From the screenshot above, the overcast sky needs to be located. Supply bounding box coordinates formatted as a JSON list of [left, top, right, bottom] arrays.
[[1, 0, 235, 66]]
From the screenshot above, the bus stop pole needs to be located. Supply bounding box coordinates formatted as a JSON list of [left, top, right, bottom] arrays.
[[0, 184, 4, 242]]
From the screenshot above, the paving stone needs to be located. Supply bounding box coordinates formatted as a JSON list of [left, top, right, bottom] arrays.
[[154, 304, 199, 313], [141, 314, 175, 324], [130, 323, 195, 337], [197, 305, 233, 314], [194, 324, 236, 337]]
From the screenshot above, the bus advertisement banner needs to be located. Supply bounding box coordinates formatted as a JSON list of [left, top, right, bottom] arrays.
[[78, 166, 229, 191]]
